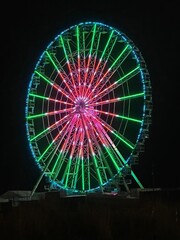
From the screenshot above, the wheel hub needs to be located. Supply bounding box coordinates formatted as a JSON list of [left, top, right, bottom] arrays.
[[75, 98, 87, 113]]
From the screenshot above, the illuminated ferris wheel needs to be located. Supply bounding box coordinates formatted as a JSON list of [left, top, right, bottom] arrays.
[[25, 21, 152, 196]]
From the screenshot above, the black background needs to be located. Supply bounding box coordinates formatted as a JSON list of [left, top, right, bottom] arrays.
[[1, 1, 179, 195]]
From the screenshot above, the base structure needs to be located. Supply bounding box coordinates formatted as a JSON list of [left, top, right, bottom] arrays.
[[29, 167, 144, 199]]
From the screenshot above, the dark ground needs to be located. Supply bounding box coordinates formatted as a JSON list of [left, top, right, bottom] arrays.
[[1, 189, 180, 240]]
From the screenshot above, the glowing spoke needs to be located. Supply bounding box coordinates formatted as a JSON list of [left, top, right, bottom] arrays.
[[90, 118, 123, 171], [36, 119, 72, 163], [27, 107, 74, 120], [61, 118, 79, 186], [92, 115, 134, 149], [93, 120, 143, 188], [51, 119, 78, 181], [88, 97, 120, 106], [120, 92, 144, 100], [82, 24, 97, 96], [60, 36, 78, 96], [76, 26, 81, 92], [81, 115, 103, 186], [35, 70, 74, 102], [88, 66, 140, 104], [51, 118, 77, 180], [45, 51, 76, 99], [88, 92, 144, 108], [84, 30, 116, 98], [87, 44, 131, 99], [94, 109, 142, 123], [30, 114, 69, 142], [73, 124, 85, 190], [29, 93, 73, 106], [92, 119, 126, 166]]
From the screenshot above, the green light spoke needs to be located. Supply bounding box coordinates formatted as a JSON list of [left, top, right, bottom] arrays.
[[27, 106, 73, 120], [72, 126, 84, 190], [45, 51, 75, 95], [117, 115, 142, 123], [88, 98, 120, 106], [94, 109, 142, 123], [105, 142, 125, 168], [51, 121, 75, 181], [87, 156, 91, 190], [131, 170, 144, 189], [35, 70, 74, 102], [81, 115, 103, 186], [37, 141, 54, 162], [112, 131, 134, 149], [91, 30, 116, 90], [76, 25, 81, 88], [93, 116, 122, 173], [94, 120, 144, 188], [81, 159, 85, 191], [51, 117, 77, 182], [84, 115, 109, 184], [30, 126, 49, 142], [82, 29, 86, 64], [61, 118, 78, 185], [64, 118, 80, 188], [99, 29, 114, 60], [37, 119, 71, 163], [83, 31, 102, 97], [76, 26, 80, 56], [27, 112, 46, 120], [89, 65, 140, 104], [92, 155, 103, 186], [92, 121, 118, 177], [89, 92, 144, 107], [92, 118, 124, 167], [90, 24, 97, 55], [51, 152, 63, 177], [45, 50, 61, 72], [59, 35, 78, 95], [51, 152, 68, 182], [105, 146, 121, 171], [66, 40, 77, 73], [64, 158, 72, 188], [110, 44, 130, 68], [120, 92, 144, 100], [95, 115, 135, 149], [29, 93, 73, 105], [79, 123, 86, 190], [87, 42, 130, 100], [73, 157, 81, 189], [115, 66, 140, 85], [83, 23, 97, 89], [43, 137, 64, 176], [85, 30, 117, 99], [100, 124, 125, 164], [30, 115, 69, 142]]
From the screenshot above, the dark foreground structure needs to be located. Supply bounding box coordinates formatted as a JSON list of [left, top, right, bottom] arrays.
[[0, 188, 180, 240]]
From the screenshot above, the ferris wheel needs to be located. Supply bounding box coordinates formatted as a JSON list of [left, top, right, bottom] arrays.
[[25, 21, 152, 196]]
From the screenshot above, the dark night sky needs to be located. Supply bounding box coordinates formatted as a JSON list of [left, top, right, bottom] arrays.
[[1, 1, 179, 195]]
